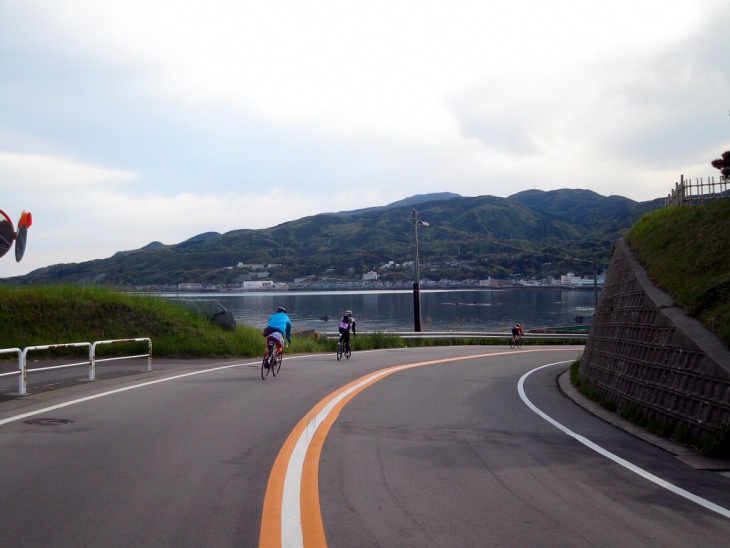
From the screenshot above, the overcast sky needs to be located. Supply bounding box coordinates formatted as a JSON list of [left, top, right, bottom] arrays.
[[1, 0, 728, 278]]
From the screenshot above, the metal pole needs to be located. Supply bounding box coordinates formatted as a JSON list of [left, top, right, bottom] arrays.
[[593, 256, 598, 311], [413, 209, 422, 332]]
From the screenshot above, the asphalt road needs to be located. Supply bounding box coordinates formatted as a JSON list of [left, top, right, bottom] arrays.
[[0, 346, 728, 547]]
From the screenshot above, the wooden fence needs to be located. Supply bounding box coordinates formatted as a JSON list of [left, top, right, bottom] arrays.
[[666, 175, 729, 207]]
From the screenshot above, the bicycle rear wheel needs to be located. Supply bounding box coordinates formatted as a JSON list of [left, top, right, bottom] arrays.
[[272, 351, 282, 376], [261, 350, 271, 379], [336, 342, 343, 361], [509, 337, 515, 349], [345, 344, 352, 359]]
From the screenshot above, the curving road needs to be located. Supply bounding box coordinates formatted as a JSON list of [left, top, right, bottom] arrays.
[[0, 346, 728, 546]]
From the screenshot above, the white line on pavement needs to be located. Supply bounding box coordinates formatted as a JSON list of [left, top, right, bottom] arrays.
[[518, 361, 730, 520]]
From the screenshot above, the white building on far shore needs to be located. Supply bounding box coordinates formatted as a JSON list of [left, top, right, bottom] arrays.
[[178, 282, 203, 291], [560, 272, 605, 287], [242, 280, 274, 290]]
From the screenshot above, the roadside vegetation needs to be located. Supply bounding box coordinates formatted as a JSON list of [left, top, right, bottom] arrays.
[[571, 201, 730, 457], [624, 200, 730, 348], [0, 284, 260, 358], [0, 284, 583, 360]]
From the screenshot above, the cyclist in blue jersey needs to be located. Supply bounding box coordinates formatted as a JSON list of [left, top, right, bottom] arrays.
[[263, 307, 292, 357]]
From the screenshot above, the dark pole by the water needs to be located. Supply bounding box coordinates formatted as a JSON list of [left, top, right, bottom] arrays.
[[593, 256, 598, 310], [413, 209, 422, 332]]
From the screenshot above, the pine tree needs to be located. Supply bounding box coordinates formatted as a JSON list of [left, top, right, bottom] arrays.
[[711, 150, 730, 181]]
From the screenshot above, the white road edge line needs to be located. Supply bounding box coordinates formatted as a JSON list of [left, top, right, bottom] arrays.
[[0, 350, 384, 428], [518, 361, 730, 519], [0, 360, 259, 427]]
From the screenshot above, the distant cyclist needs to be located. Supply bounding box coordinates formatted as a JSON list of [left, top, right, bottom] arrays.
[[338, 310, 357, 353], [511, 323, 523, 345], [263, 307, 292, 357]]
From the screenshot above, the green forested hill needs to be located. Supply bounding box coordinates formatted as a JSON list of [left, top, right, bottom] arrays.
[[6, 189, 665, 287]]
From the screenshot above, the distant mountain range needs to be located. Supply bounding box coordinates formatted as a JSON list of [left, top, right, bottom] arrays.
[[332, 192, 461, 216], [6, 189, 665, 287]]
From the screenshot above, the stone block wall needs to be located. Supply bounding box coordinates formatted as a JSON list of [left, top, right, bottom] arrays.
[[580, 239, 730, 443]]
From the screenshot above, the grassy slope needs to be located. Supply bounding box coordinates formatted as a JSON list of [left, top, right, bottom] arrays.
[[624, 201, 730, 349], [0, 285, 266, 358]]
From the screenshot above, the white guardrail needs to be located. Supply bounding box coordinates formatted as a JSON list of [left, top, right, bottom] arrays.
[[0, 338, 152, 395]]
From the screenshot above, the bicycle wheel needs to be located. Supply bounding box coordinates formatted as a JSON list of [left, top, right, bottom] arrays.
[[509, 337, 515, 349], [272, 351, 282, 376], [345, 343, 352, 360], [261, 350, 271, 379], [336, 342, 343, 361], [516, 337, 522, 349]]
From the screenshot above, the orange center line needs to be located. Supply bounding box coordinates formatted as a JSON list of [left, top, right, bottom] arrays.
[[259, 349, 566, 547]]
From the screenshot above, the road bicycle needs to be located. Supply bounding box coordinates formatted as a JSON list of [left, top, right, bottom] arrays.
[[509, 334, 522, 349], [261, 338, 283, 379], [336, 337, 352, 361]]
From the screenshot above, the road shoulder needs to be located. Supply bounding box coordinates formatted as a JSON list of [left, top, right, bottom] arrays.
[[558, 370, 730, 471]]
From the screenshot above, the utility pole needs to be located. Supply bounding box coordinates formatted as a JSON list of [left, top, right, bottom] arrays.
[[413, 209, 422, 332], [593, 256, 598, 311]]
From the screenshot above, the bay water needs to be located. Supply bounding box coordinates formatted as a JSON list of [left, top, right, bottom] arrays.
[[162, 288, 598, 334]]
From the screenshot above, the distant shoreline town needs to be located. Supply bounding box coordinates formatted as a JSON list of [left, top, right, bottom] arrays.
[[166, 271, 605, 293]]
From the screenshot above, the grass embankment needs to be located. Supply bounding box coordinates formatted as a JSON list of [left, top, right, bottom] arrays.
[[624, 201, 730, 349], [572, 201, 730, 456], [0, 285, 572, 359], [0, 285, 262, 358]]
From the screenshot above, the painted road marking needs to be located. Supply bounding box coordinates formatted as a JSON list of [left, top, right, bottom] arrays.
[[0, 360, 262, 427], [518, 361, 730, 520], [259, 349, 568, 548], [0, 353, 321, 428]]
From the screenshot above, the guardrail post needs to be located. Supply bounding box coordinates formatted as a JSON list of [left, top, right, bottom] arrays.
[[0, 348, 24, 395], [89, 343, 95, 381], [19, 347, 28, 395]]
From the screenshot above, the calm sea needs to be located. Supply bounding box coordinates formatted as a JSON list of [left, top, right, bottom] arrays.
[[162, 288, 598, 333]]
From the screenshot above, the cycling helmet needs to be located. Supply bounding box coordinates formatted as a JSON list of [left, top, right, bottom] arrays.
[[277, 307, 287, 313], [345, 310, 352, 316]]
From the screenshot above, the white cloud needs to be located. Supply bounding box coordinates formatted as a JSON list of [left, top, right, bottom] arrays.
[[37, 0, 703, 141], [0, 151, 136, 189], [1, 0, 729, 278]]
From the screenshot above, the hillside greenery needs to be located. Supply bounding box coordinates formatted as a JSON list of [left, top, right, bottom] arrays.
[[625, 200, 730, 349], [3, 189, 663, 287], [0, 285, 261, 358]]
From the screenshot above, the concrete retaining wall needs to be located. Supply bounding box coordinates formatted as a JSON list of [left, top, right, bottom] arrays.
[[580, 239, 730, 443]]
